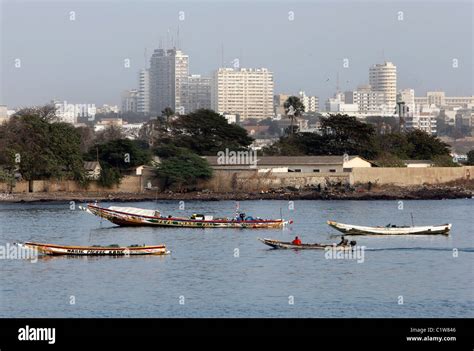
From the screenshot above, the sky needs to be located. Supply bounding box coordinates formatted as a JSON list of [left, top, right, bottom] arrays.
[[0, 0, 472, 108]]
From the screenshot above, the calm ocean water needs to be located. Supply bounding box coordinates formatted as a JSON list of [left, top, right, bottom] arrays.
[[0, 199, 472, 318]]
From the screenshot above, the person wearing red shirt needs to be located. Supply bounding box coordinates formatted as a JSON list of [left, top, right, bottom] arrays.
[[291, 236, 302, 245]]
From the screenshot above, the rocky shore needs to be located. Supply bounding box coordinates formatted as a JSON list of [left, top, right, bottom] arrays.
[[1, 182, 472, 203]]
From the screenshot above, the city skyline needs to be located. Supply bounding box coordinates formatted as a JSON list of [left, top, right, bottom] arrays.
[[1, 1, 472, 108]]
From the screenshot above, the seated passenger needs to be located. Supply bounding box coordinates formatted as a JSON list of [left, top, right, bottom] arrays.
[[292, 236, 302, 245]]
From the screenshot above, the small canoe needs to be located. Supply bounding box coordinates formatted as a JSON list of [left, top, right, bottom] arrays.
[[327, 220, 452, 235], [258, 238, 355, 250], [80, 204, 289, 229], [21, 242, 170, 256]]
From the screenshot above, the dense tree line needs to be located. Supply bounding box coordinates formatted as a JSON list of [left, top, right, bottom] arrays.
[[263, 114, 453, 166], [0, 106, 462, 192]]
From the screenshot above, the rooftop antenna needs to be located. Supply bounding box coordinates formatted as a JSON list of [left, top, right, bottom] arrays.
[[167, 28, 170, 49], [221, 43, 225, 68], [336, 72, 340, 93], [177, 25, 180, 49]]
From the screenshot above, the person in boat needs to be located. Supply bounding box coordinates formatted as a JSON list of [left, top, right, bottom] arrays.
[[337, 236, 349, 246], [292, 236, 302, 245], [237, 213, 246, 222]]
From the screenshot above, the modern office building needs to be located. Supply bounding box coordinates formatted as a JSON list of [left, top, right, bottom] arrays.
[[181, 74, 212, 113], [149, 48, 189, 115], [211, 68, 274, 120], [369, 61, 397, 114]]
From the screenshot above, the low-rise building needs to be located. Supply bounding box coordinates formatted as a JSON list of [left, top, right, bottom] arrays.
[[204, 155, 373, 173], [404, 160, 434, 168]]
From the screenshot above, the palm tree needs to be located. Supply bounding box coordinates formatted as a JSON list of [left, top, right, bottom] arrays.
[[283, 96, 305, 136]]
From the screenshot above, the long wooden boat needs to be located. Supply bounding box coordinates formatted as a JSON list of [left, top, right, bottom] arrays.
[[258, 238, 355, 250], [21, 242, 170, 256], [327, 220, 452, 235], [80, 204, 289, 228]]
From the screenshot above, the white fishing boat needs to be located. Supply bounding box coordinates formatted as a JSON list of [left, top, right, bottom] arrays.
[[327, 220, 452, 235]]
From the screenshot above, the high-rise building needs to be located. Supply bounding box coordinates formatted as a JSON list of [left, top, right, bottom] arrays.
[[298, 91, 319, 113], [181, 75, 211, 113], [149, 48, 189, 115], [121, 89, 139, 113], [137, 69, 150, 114], [274, 94, 290, 117], [211, 68, 274, 120], [397, 89, 415, 116], [369, 61, 397, 114], [344, 85, 385, 115]]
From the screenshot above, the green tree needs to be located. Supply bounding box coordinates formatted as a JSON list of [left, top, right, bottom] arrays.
[[405, 130, 451, 160], [0, 107, 86, 187], [374, 152, 406, 167], [169, 109, 253, 155], [374, 133, 413, 159], [86, 139, 152, 171], [320, 114, 378, 159], [467, 150, 474, 165], [155, 148, 213, 191]]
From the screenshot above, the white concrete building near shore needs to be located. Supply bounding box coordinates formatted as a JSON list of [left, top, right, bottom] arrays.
[[211, 67, 274, 120]]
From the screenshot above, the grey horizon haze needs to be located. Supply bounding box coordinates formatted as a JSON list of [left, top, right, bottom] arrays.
[[0, 0, 472, 108]]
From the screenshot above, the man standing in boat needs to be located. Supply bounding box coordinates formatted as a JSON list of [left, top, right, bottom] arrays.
[[292, 236, 302, 245]]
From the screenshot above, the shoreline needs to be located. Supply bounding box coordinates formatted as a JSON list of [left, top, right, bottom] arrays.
[[0, 185, 472, 203]]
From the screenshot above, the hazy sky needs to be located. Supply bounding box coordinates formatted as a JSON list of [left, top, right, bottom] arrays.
[[1, 0, 472, 107]]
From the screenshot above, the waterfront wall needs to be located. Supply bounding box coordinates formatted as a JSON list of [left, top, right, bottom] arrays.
[[198, 170, 349, 192], [1, 167, 472, 194], [350, 166, 473, 186], [0, 175, 143, 194]]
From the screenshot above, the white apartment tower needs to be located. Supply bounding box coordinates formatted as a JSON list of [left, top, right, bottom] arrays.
[[211, 68, 274, 120], [298, 91, 319, 113], [138, 69, 150, 114], [369, 61, 397, 114], [149, 48, 189, 115]]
